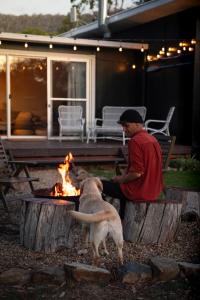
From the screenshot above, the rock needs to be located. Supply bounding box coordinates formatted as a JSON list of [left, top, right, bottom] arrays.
[[178, 262, 200, 277], [119, 262, 152, 284], [31, 266, 66, 285], [64, 262, 111, 283], [0, 268, 31, 285], [150, 256, 180, 282]]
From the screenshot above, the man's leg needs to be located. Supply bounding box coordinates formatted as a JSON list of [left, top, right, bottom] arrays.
[[101, 180, 128, 219]]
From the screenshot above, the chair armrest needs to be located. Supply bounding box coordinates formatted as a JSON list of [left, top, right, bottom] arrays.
[[145, 119, 166, 128], [90, 118, 103, 128]]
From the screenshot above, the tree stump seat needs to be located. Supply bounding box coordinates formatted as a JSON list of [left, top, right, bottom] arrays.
[[123, 198, 183, 244], [20, 197, 75, 253], [165, 187, 200, 222]]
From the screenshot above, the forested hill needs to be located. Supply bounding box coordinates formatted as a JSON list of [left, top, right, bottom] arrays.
[[0, 14, 66, 35]]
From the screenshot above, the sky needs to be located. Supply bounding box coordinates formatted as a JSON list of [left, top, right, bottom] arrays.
[[0, 0, 71, 15]]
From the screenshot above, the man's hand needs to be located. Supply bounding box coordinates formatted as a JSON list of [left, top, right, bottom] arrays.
[[112, 171, 142, 184]]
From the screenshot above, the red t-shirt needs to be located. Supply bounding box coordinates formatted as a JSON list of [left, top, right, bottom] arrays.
[[120, 130, 163, 202]]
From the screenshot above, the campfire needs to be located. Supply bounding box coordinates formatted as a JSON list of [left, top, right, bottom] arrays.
[[50, 152, 80, 197], [33, 152, 80, 210]]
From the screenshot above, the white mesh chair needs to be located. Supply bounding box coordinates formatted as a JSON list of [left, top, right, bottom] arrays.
[[87, 106, 147, 145], [145, 106, 175, 136], [58, 105, 85, 141]]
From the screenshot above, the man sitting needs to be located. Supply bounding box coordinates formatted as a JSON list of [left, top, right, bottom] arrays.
[[102, 109, 163, 219]]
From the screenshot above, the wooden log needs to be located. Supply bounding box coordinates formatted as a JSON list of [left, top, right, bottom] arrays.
[[123, 199, 182, 244], [20, 197, 75, 253], [165, 187, 200, 221]]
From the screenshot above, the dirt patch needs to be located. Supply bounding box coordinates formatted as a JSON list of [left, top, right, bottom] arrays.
[[0, 168, 200, 299]]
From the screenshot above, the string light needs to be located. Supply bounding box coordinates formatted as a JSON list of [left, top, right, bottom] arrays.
[[49, 43, 53, 49], [0, 40, 1, 45], [141, 46, 144, 52], [132, 64, 136, 69], [191, 39, 196, 45], [73, 45, 77, 51], [118, 46, 123, 52], [96, 46, 100, 52], [24, 42, 28, 48]]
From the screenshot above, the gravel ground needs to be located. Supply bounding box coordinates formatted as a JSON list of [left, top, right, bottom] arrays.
[[0, 167, 200, 299]]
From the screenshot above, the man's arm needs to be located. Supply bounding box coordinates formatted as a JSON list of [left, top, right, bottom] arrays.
[[112, 171, 142, 184]]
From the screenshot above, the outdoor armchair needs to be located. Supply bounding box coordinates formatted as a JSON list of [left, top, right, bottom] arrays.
[[58, 105, 85, 141], [145, 106, 175, 136], [87, 106, 147, 145]]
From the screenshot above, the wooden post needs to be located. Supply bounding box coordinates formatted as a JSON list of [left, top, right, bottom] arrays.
[[20, 197, 75, 253], [123, 199, 182, 244]]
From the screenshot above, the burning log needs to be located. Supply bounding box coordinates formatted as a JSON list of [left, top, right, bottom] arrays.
[[20, 197, 75, 253], [51, 152, 80, 197]]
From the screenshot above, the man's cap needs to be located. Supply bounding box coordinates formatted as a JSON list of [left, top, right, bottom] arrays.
[[118, 109, 143, 124]]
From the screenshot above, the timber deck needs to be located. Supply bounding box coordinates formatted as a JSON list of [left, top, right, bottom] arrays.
[[3, 139, 191, 165]]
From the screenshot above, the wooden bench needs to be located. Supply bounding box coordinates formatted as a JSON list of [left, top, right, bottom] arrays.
[[0, 138, 39, 212]]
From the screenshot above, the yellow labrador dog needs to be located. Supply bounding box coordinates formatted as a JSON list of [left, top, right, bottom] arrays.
[[69, 177, 123, 265]]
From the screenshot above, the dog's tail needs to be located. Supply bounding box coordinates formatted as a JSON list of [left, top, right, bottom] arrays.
[[68, 210, 114, 223]]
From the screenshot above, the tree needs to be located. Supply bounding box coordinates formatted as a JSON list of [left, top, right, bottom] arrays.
[[70, 0, 125, 15]]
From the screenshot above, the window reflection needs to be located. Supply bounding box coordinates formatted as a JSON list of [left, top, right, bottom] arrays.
[[10, 56, 47, 136], [52, 61, 86, 99]]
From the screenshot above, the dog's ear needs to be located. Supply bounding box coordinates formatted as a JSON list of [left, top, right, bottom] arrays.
[[94, 177, 103, 192]]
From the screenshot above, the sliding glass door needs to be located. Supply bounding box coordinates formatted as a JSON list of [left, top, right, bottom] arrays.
[[0, 51, 94, 139], [48, 58, 89, 139]]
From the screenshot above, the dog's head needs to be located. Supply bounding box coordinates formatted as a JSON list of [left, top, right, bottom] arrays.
[[80, 177, 103, 194], [76, 167, 91, 182]]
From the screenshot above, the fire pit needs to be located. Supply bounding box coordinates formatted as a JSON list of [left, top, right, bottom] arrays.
[[33, 152, 80, 210], [33, 188, 80, 210]]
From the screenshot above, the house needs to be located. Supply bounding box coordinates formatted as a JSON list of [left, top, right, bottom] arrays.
[[0, 32, 147, 142], [0, 0, 200, 159], [60, 0, 200, 158]]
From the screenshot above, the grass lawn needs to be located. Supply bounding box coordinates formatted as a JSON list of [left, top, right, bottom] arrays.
[[164, 170, 200, 189], [86, 165, 200, 190]]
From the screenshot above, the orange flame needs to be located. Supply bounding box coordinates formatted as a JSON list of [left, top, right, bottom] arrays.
[[51, 152, 80, 197]]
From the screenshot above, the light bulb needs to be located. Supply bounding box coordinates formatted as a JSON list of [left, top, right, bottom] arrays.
[[191, 39, 196, 45], [141, 46, 144, 52], [119, 46, 123, 52], [49, 43, 53, 49], [132, 64, 136, 69], [24, 42, 28, 48], [73, 45, 77, 51], [96, 46, 100, 52]]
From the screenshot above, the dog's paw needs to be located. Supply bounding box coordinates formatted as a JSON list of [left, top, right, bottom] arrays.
[[78, 249, 88, 255], [102, 250, 109, 256]]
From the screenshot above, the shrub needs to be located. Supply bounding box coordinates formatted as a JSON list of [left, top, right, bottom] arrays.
[[169, 156, 200, 171]]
